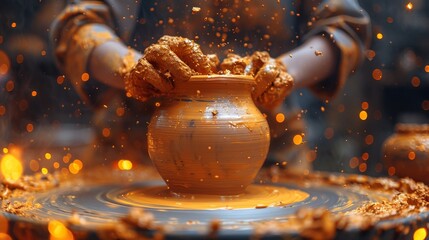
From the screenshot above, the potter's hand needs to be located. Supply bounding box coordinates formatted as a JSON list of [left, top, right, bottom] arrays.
[[246, 52, 294, 109], [124, 35, 217, 101]]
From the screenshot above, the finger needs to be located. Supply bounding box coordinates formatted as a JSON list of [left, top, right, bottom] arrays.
[[257, 71, 294, 109], [252, 59, 280, 99], [144, 44, 194, 83], [158, 35, 214, 74], [134, 58, 173, 93], [244, 51, 270, 75], [124, 57, 174, 101], [207, 54, 219, 73]]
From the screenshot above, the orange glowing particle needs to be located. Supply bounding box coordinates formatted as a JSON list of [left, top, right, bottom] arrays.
[[11, 22, 16, 28], [118, 159, 133, 170], [413, 227, 427, 240], [0, 50, 10, 75], [320, 106, 325, 112], [408, 151, 416, 160], [26, 123, 34, 133], [31, 90, 37, 97], [358, 163, 367, 173], [29, 159, 40, 172], [0, 154, 23, 181], [366, 50, 376, 60], [81, 72, 90, 82], [349, 157, 359, 169], [361, 152, 369, 161], [45, 153, 52, 160], [275, 113, 285, 123], [387, 166, 396, 176], [386, 17, 394, 24], [155, 102, 161, 107], [293, 134, 303, 145], [102, 128, 111, 137], [116, 107, 125, 117], [365, 135, 374, 145], [372, 69, 382, 80], [57, 75, 65, 85], [361, 101, 369, 110], [0, 105, 6, 116], [425, 65, 429, 73], [16, 54, 24, 64], [6, 80, 14, 92], [411, 76, 420, 87], [69, 162, 80, 174], [63, 154, 71, 163], [359, 111, 368, 121], [48, 220, 74, 240], [376, 33, 383, 40], [41, 50, 46, 56], [422, 100, 429, 111], [406, 2, 413, 10], [41, 167, 49, 175], [73, 159, 83, 170], [2, 148, 8, 154], [53, 162, 60, 169]]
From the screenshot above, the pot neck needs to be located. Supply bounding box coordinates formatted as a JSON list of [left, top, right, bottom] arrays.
[[172, 74, 255, 97]]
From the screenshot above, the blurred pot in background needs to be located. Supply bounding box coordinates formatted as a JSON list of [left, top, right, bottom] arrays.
[[382, 123, 429, 184]]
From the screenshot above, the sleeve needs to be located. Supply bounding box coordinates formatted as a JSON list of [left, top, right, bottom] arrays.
[[50, 0, 139, 105], [303, 0, 371, 100]]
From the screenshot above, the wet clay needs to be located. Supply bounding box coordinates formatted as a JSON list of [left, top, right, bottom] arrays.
[[124, 35, 293, 108]]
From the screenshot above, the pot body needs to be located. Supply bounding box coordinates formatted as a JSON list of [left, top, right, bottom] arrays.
[[382, 123, 429, 184], [148, 75, 270, 195]]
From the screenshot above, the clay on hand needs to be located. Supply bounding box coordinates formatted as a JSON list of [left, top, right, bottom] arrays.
[[221, 51, 294, 109], [124, 35, 217, 102]]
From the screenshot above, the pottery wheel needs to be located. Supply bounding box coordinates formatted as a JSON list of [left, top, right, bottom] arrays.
[[2, 169, 429, 239]]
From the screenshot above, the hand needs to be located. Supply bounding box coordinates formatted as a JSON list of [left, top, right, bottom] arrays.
[[220, 51, 294, 109], [124, 35, 217, 101], [245, 51, 294, 109]]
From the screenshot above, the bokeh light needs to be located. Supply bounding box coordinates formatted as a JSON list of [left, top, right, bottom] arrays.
[[0, 154, 23, 181], [48, 220, 74, 240], [359, 111, 368, 121], [372, 69, 382, 80], [413, 228, 427, 240], [275, 113, 285, 123], [292, 134, 303, 145], [118, 159, 133, 171]]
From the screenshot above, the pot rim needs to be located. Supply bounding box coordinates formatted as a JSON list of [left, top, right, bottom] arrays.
[[189, 74, 255, 84], [395, 123, 429, 134]]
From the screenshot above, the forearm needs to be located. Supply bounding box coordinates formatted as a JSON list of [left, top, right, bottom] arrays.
[[278, 36, 338, 90], [89, 39, 142, 89]]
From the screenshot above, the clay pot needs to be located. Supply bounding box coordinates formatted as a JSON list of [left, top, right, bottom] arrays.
[[147, 75, 270, 195], [382, 123, 429, 184]]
